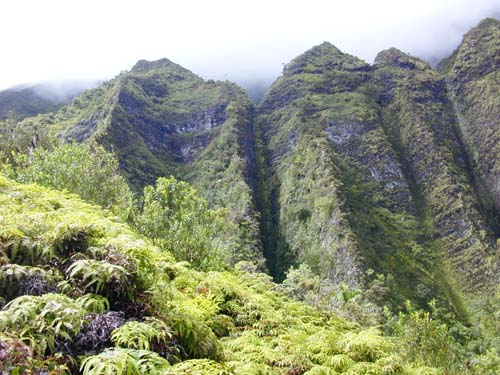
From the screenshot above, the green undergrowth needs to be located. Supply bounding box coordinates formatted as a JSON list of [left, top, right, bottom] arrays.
[[0, 175, 450, 374]]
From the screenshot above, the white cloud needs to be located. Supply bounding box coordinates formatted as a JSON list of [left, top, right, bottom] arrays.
[[0, 0, 498, 89]]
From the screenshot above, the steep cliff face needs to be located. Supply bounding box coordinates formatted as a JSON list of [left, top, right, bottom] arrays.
[[256, 21, 500, 314], [14, 59, 264, 266], [442, 18, 500, 215], [255, 43, 448, 309], [372, 48, 498, 312]]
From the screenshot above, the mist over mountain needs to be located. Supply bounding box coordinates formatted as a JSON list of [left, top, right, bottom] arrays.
[[1, 0, 499, 92], [0, 80, 100, 120]]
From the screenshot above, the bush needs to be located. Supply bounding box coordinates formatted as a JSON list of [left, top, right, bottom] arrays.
[[136, 176, 229, 271], [5, 142, 133, 219]]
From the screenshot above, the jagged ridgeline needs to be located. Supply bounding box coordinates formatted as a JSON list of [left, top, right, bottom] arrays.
[[256, 18, 500, 317], [13, 59, 264, 266]]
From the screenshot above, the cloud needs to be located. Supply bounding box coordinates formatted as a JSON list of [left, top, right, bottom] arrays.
[[0, 0, 499, 90]]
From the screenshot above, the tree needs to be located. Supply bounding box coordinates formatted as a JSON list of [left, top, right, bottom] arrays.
[[136, 176, 229, 270]]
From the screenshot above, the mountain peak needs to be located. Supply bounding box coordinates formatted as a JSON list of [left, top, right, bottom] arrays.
[[131, 58, 177, 72], [374, 48, 430, 70], [283, 41, 369, 76], [461, 16, 500, 43], [475, 17, 500, 30]]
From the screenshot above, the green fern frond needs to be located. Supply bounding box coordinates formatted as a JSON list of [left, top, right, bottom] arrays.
[[80, 348, 170, 375], [111, 317, 172, 351], [162, 359, 233, 375]]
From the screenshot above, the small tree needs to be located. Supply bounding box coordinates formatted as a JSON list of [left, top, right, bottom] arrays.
[[387, 300, 462, 371], [136, 176, 229, 270]]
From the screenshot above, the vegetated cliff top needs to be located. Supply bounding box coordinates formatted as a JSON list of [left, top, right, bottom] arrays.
[[374, 47, 431, 70], [283, 41, 371, 76]]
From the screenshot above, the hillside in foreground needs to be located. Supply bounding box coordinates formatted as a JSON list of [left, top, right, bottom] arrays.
[[0, 175, 457, 374]]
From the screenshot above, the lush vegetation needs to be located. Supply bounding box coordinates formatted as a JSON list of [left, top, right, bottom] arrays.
[[1, 174, 474, 374], [136, 176, 232, 270], [4, 142, 133, 219]]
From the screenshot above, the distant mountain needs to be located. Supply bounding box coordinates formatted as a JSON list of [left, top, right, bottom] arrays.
[[0, 80, 99, 120], [7, 18, 500, 320]]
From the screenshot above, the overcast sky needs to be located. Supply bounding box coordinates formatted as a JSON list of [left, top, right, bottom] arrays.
[[1, 0, 499, 90]]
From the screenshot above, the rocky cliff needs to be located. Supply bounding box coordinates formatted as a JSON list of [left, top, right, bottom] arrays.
[[256, 18, 500, 317]]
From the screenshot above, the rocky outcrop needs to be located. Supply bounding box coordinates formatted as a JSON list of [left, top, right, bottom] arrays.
[[443, 19, 500, 214], [15, 59, 265, 267]]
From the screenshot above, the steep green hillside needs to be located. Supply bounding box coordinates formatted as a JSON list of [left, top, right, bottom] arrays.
[[372, 48, 498, 312], [10, 59, 264, 266], [0, 175, 449, 374], [442, 18, 500, 214], [0, 87, 60, 121], [255, 18, 500, 318], [0, 81, 95, 121], [3, 17, 499, 324], [256, 43, 461, 313]]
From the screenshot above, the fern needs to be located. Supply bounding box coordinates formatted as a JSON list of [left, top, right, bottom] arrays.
[[162, 359, 233, 375], [80, 348, 170, 375], [0, 293, 87, 354], [111, 317, 173, 351], [303, 366, 338, 375], [2, 234, 51, 265], [326, 354, 355, 372], [66, 259, 130, 296], [336, 328, 391, 362], [76, 294, 110, 313], [0, 264, 58, 300], [344, 362, 383, 375]]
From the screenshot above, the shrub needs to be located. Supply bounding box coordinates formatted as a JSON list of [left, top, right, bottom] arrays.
[[6, 142, 133, 219], [136, 176, 229, 271], [0, 293, 87, 354]]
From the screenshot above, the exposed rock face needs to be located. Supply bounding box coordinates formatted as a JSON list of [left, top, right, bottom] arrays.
[[443, 18, 500, 212], [373, 47, 498, 296], [255, 43, 435, 310], [255, 21, 500, 315]]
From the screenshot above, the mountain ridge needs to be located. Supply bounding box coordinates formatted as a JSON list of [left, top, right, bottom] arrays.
[[2, 17, 499, 321]]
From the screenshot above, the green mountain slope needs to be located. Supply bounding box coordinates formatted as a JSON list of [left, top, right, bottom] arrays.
[[0, 81, 95, 121], [255, 43, 454, 311], [0, 86, 60, 120], [3, 18, 499, 322], [442, 18, 500, 215], [255, 18, 500, 316]]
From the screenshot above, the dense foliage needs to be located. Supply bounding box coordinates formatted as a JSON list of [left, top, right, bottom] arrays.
[[136, 176, 232, 270], [0, 16, 499, 375], [0, 175, 471, 374], [4, 142, 134, 219]]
